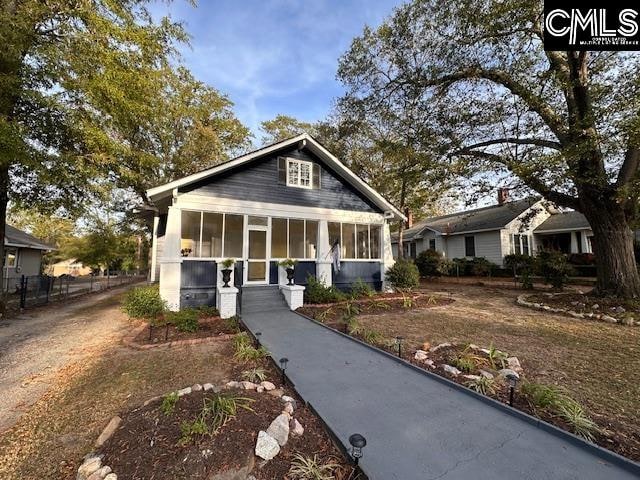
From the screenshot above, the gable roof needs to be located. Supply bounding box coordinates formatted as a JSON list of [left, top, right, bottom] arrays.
[[147, 133, 405, 221], [535, 211, 590, 233], [5, 225, 54, 251], [392, 197, 541, 241]]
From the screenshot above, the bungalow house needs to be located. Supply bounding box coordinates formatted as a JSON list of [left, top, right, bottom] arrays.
[[3, 225, 53, 285], [391, 191, 595, 265], [146, 134, 404, 317]]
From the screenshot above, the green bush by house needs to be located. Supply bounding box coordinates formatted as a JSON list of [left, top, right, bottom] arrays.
[[304, 275, 346, 304], [386, 258, 419, 290], [123, 285, 166, 320]]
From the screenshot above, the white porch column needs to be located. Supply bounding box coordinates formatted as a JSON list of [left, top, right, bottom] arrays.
[[159, 205, 182, 311], [316, 219, 332, 286], [570, 232, 579, 253], [150, 214, 160, 282], [381, 221, 395, 291]]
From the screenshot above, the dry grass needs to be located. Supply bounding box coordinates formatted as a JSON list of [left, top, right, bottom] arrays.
[[0, 342, 235, 480], [357, 282, 640, 451]]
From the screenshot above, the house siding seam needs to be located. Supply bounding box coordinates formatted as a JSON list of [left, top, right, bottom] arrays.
[[178, 148, 380, 213]]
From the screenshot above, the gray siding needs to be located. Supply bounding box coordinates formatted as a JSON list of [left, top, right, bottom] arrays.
[[180, 147, 380, 213]]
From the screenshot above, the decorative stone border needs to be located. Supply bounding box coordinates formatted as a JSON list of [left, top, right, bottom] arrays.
[[122, 319, 235, 350], [77, 380, 305, 480], [517, 293, 637, 326]]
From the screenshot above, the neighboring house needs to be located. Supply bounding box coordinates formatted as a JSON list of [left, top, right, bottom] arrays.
[[3, 225, 53, 283], [392, 191, 597, 265], [146, 134, 404, 314], [47, 258, 94, 277]]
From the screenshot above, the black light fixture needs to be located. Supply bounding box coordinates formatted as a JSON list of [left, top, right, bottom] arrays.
[[279, 357, 289, 384], [506, 372, 519, 407], [349, 433, 367, 466], [395, 336, 404, 358], [255, 331, 262, 347]]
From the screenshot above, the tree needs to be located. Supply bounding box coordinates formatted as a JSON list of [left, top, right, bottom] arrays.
[[260, 114, 317, 145], [338, 0, 640, 296]]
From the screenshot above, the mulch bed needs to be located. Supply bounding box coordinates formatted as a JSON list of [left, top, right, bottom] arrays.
[[298, 293, 452, 324], [526, 293, 639, 324], [99, 361, 362, 480], [133, 317, 237, 345]]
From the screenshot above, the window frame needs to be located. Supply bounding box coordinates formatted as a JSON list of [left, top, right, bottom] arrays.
[[286, 158, 314, 189], [180, 210, 245, 260], [4, 248, 18, 268], [464, 235, 476, 257], [327, 221, 383, 261]]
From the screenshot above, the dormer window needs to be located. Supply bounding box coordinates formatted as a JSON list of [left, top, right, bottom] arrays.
[[286, 158, 313, 189]]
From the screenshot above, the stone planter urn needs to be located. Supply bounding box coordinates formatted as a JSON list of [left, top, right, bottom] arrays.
[[221, 269, 232, 288], [286, 267, 295, 285]]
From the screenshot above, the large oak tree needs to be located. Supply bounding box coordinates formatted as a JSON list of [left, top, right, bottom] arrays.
[[338, 0, 640, 296]]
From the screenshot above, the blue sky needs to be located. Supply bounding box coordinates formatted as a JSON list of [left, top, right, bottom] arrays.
[[149, 0, 404, 140]]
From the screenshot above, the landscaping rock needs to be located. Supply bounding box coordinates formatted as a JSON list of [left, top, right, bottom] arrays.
[[592, 304, 600, 310], [225, 381, 241, 389], [104, 475, 117, 480], [498, 368, 520, 380], [281, 395, 297, 409], [95, 416, 121, 448], [77, 456, 102, 480], [479, 370, 494, 379], [256, 386, 265, 393], [260, 381, 276, 391], [87, 466, 112, 480], [203, 383, 216, 391], [177, 387, 192, 396], [267, 388, 284, 397], [240, 381, 258, 390], [506, 357, 522, 373], [267, 414, 290, 446], [601, 315, 618, 324], [463, 374, 481, 381], [191, 384, 203, 391], [424, 359, 435, 368], [290, 418, 304, 436], [283, 402, 294, 415], [442, 364, 461, 376], [255, 431, 280, 460], [414, 350, 428, 361], [421, 341, 431, 351], [429, 342, 451, 353]]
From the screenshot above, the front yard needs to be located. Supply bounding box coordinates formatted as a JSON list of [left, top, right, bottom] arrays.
[[353, 280, 640, 460]]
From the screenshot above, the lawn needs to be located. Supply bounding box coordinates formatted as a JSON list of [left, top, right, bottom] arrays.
[[355, 280, 640, 460]]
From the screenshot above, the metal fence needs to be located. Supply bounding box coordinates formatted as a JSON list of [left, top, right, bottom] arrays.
[[1, 272, 146, 312]]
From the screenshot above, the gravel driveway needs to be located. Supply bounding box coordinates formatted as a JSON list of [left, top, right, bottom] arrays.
[[0, 284, 140, 433]]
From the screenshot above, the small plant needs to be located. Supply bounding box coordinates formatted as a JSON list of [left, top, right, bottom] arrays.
[[197, 305, 219, 318], [557, 402, 600, 441], [451, 354, 475, 373], [342, 300, 360, 317], [370, 299, 391, 310], [288, 453, 339, 480], [224, 315, 241, 333], [233, 332, 252, 350], [221, 258, 235, 269], [235, 344, 269, 362], [279, 258, 298, 268], [179, 393, 254, 445], [401, 291, 414, 309], [305, 274, 346, 304], [160, 391, 179, 416], [166, 308, 199, 333], [487, 343, 508, 370], [350, 278, 375, 298], [241, 367, 267, 383], [466, 376, 498, 396], [346, 318, 363, 336], [385, 258, 420, 290], [122, 285, 166, 320], [361, 327, 385, 345], [316, 307, 334, 322]]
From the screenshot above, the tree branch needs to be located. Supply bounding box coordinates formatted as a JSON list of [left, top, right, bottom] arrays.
[[617, 147, 640, 187], [460, 137, 562, 151]]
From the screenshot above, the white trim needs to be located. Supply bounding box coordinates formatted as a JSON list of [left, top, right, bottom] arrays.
[[175, 193, 386, 224], [146, 133, 405, 221], [285, 157, 313, 189], [534, 227, 593, 234]]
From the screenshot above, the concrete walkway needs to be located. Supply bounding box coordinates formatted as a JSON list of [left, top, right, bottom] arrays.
[[242, 306, 639, 480]]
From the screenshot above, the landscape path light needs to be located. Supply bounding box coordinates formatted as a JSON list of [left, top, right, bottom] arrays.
[[506, 372, 519, 407], [395, 336, 404, 358], [255, 331, 262, 347], [279, 357, 289, 385], [349, 433, 367, 466]]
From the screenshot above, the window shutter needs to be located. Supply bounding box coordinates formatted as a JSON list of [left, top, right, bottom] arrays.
[[277, 157, 286, 184], [312, 164, 321, 189]]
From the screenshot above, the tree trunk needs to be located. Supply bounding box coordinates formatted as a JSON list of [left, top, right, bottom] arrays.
[[0, 164, 9, 317], [582, 200, 640, 297]]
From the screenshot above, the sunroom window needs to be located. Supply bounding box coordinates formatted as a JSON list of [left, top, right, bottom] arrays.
[[180, 211, 244, 258], [286, 159, 313, 189], [270, 218, 318, 259], [327, 222, 382, 260]]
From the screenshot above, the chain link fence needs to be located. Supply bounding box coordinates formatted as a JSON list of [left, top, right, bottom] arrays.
[[1, 272, 146, 314]]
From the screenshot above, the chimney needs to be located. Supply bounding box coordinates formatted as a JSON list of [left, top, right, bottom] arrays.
[[497, 188, 509, 205], [404, 208, 413, 229]]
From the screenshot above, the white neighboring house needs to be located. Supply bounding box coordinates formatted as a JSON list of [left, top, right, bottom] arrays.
[[391, 191, 594, 266], [3, 225, 53, 285], [146, 134, 404, 316]]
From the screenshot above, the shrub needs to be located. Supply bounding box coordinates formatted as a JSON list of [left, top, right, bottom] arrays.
[[233, 332, 252, 350], [415, 249, 446, 277], [470, 257, 496, 277], [234, 344, 269, 362], [166, 308, 199, 333], [349, 278, 375, 298], [451, 258, 470, 276], [122, 285, 166, 320], [223, 315, 241, 333], [567, 253, 596, 265], [197, 305, 219, 318], [288, 453, 339, 480], [504, 254, 535, 272], [385, 258, 419, 290], [466, 376, 498, 396], [535, 250, 575, 290], [304, 274, 345, 304], [241, 367, 267, 383]]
